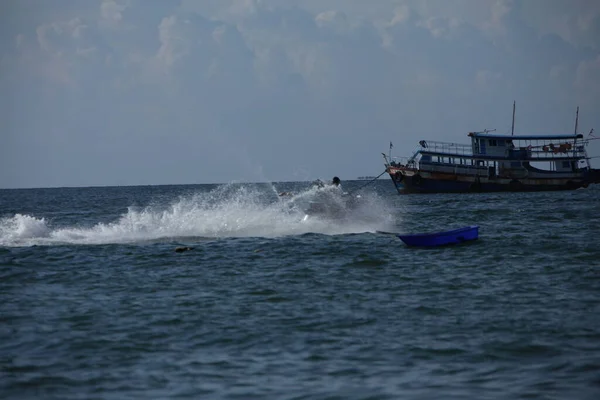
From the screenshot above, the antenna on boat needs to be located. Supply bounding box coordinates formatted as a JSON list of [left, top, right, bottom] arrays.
[[511, 100, 516, 136], [574, 106, 579, 135]]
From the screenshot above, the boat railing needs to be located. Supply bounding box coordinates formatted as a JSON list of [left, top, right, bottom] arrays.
[[419, 141, 587, 160], [417, 140, 473, 156], [418, 163, 490, 177], [526, 147, 587, 160], [385, 139, 590, 171], [387, 156, 416, 168]]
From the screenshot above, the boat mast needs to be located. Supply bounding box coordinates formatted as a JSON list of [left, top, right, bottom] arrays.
[[511, 100, 516, 136], [573, 106, 580, 165]]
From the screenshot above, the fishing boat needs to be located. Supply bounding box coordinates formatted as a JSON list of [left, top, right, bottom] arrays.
[[383, 104, 600, 194], [397, 225, 479, 247]]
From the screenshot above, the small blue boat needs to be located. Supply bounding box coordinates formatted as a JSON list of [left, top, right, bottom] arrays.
[[397, 225, 479, 247]]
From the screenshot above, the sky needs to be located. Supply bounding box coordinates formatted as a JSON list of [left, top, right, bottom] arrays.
[[1, 0, 599, 188]]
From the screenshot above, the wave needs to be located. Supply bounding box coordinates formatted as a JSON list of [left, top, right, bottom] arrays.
[[0, 183, 395, 247]]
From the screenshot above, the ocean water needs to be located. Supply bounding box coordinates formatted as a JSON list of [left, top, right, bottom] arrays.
[[1, 180, 599, 399]]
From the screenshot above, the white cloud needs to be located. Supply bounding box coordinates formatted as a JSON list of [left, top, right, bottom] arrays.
[[100, 0, 129, 27], [156, 15, 185, 70], [2, 0, 600, 188], [520, 0, 600, 49], [35, 17, 93, 55], [484, 0, 513, 35], [315, 10, 350, 34], [389, 5, 411, 27], [417, 16, 461, 38], [36, 22, 61, 53]]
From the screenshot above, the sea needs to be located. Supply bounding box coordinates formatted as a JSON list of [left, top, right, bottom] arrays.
[[1, 180, 599, 400]]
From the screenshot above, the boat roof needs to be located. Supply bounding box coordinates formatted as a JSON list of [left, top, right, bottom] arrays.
[[468, 132, 583, 140]]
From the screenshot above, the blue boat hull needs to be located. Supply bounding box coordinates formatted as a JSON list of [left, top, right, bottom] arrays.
[[398, 225, 479, 247]]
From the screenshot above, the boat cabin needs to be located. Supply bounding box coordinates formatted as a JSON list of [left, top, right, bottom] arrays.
[[467, 131, 585, 173]]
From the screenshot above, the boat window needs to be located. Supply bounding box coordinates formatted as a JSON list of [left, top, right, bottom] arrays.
[[489, 140, 497, 146], [498, 140, 505, 146], [562, 161, 570, 168], [421, 155, 431, 162]]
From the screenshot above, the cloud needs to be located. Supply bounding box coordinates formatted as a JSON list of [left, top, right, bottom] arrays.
[[576, 55, 600, 104], [389, 5, 411, 27], [315, 10, 351, 34], [155, 15, 186, 70], [1, 0, 600, 188], [482, 0, 514, 35], [520, 0, 600, 49], [35, 17, 92, 57], [100, 0, 129, 27], [417, 16, 461, 38]]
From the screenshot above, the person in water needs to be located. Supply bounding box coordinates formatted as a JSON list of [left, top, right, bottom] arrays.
[[311, 177, 340, 189], [280, 176, 341, 197]]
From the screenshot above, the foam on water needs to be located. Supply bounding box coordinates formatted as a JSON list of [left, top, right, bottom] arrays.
[[0, 183, 395, 247], [0, 214, 51, 242]]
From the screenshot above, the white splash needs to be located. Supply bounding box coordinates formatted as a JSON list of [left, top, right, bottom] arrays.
[[0, 183, 395, 247], [0, 214, 51, 242]]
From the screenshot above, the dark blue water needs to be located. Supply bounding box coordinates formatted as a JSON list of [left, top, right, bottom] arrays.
[[1, 181, 600, 399]]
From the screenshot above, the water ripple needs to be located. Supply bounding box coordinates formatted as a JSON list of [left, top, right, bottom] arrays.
[[1, 183, 600, 399]]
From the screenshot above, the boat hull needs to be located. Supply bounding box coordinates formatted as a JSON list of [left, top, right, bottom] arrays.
[[387, 167, 596, 194], [398, 225, 479, 247]]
